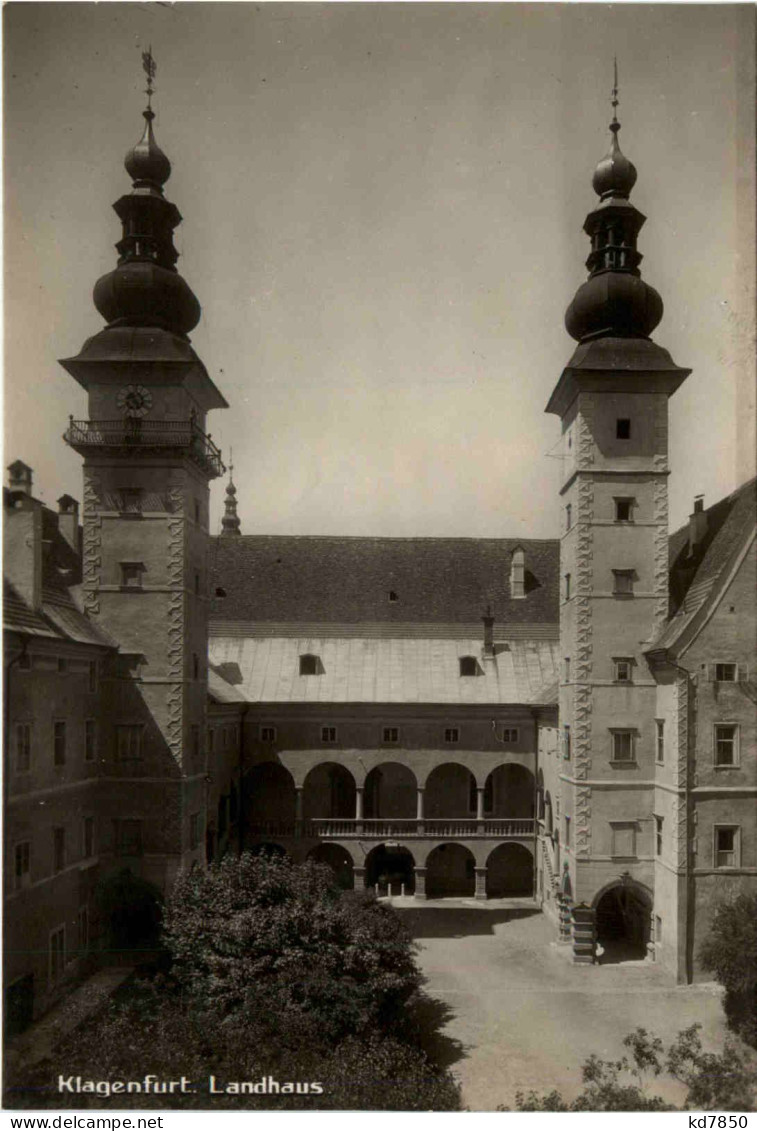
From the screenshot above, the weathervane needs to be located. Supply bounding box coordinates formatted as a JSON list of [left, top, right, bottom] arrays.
[[142, 45, 156, 111]]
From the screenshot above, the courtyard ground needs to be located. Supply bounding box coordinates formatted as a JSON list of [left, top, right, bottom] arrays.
[[393, 897, 728, 1112]]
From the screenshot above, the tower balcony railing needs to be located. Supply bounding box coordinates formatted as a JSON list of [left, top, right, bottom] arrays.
[[64, 417, 225, 478], [247, 818, 535, 840]]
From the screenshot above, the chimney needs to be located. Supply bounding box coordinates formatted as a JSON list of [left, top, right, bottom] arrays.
[[688, 495, 707, 555], [57, 494, 80, 555], [510, 546, 525, 599], [482, 607, 495, 658], [7, 460, 33, 496], [4, 468, 43, 610]]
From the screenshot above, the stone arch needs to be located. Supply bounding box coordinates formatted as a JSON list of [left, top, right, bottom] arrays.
[[302, 761, 356, 819], [365, 843, 415, 894], [425, 762, 476, 819], [593, 879, 652, 963], [307, 843, 355, 889], [485, 763, 535, 818], [245, 762, 296, 831], [425, 842, 476, 898], [485, 843, 534, 897], [364, 762, 417, 819]]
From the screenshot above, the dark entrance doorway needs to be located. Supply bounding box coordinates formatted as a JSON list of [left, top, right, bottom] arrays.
[[595, 883, 651, 963], [365, 844, 415, 894], [308, 843, 354, 889]]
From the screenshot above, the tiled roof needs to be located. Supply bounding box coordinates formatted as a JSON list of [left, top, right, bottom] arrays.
[[209, 536, 559, 625], [653, 477, 756, 653], [3, 580, 59, 638], [208, 635, 559, 705]]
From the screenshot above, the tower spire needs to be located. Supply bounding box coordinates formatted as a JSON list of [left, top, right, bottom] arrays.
[[221, 449, 242, 536]]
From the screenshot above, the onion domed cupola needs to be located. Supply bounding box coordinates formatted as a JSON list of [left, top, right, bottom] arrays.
[[92, 50, 201, 337], [565, 67, 663, 343], [220, 457, 242, 536]]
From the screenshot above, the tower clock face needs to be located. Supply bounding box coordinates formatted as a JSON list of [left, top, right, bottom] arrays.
[[117, 384, 153, 418]]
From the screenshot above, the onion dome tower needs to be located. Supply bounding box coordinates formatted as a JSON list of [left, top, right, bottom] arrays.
[[221, 457, 242, 536], [58, 53, 228, 886], [544, 68, 690, 951]]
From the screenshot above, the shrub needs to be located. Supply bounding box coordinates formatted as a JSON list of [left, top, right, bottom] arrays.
[[699, 892, 757, 1050]]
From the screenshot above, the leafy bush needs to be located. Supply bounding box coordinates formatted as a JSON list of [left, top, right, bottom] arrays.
[[699, 892, 757, 1049], [509, 1026, 755, 1112], [161, 853, 422, 1049]]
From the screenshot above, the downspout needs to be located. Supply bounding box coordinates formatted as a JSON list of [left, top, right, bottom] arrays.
[[531, 707, 540, 902], [4, 636, 30, 902]]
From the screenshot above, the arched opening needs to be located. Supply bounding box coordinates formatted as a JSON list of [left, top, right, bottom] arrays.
[[425, 763, 476, 819], [486, 843, 534, 897], [426, 843, 475, 898], [364, 763, 417, 819], [365, 844, 415, 894], [307, 843, 354, 889], [486, 764, 535, 818], [247, 842, 288, 859], [303, 762, 356, 819], [245, 762, 296, 833], [594, 882, 651, 963]]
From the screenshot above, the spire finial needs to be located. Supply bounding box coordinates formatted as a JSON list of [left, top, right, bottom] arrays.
[[142, 45, 156, 115], [610, 57, 620, 134], [228, 446, 234, 482]]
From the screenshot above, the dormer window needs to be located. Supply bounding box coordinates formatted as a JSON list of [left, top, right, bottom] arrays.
[[510, 547, 525, 599], [459, 656, 480, 677], [299, 654, 321, 676]]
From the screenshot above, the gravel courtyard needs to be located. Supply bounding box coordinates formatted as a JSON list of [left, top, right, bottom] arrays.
[[394, 898, 728, 1111]]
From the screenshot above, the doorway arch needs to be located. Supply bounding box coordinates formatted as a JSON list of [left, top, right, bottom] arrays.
[[307, 843, 355, 889], [486, 843, 534, 897], [426, 843, 475, 898], [594, 880, 651, 963], [365, 843, 415, 893]]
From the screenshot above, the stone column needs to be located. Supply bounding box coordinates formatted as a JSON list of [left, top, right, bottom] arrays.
[[474, 866, 488, 900], [353, 865, 367, 891], [355, 786, 364, 834], [414, 866, 428, 900], [416, 787, 425, 833], [476, 786, 486, 832], [295, 787, 304, 834]]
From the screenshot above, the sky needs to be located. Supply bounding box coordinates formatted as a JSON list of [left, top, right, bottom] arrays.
[[4, 2, 755, 540]]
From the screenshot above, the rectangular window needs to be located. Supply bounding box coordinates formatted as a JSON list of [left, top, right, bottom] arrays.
[[119, 561, 145, 588], [189, 812, 202, 851], [194, 571, 201, 596], [655, 815, 663, 856], [260, 726, 277, 743], [53, 827, 65, 873], [53, 721, 66, 766], [564, 573, 571, 600], [714, 724, 738, 767], [563, 725, 571, 760], [83, 816, 95, 859], [89, 660, 98, 693], [14, 841, 31, 890], [84, 719, 96, 763], [614, 497, 634, 522], [116, 724, 143, 762], [382, 727, 400, 744], [207, 728, 215, 753], [612, 570, 634, 596], [16, 723, 31, 772], [564, 815, 570, 847], [321, 726, 337, 743], [714, 826, 740, 868], [616, 418, 631, 439], [656, 719, 665, 764], [611, 730, 634, 762], [194, 499, 201, 524], [610, 822, 637, 858], [565, 503, 572, 531], [115, 819, 142, 856], [49, 926, 66, 985], [715, 663, 737, 682], [614, 658, 633, 683], [444, 727, 460, 744], [655, 915, 662, 945], [501, 728, 519, 743], [78, 907, 89, 953], [564, 657, 570, 683], [57, 657, 68, 673]]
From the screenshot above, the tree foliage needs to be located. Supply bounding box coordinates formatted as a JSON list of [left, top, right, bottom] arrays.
[[511, 1026, 755, 1112], [162, 852, 423, 1048], [699, 892, 757, 1049]]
